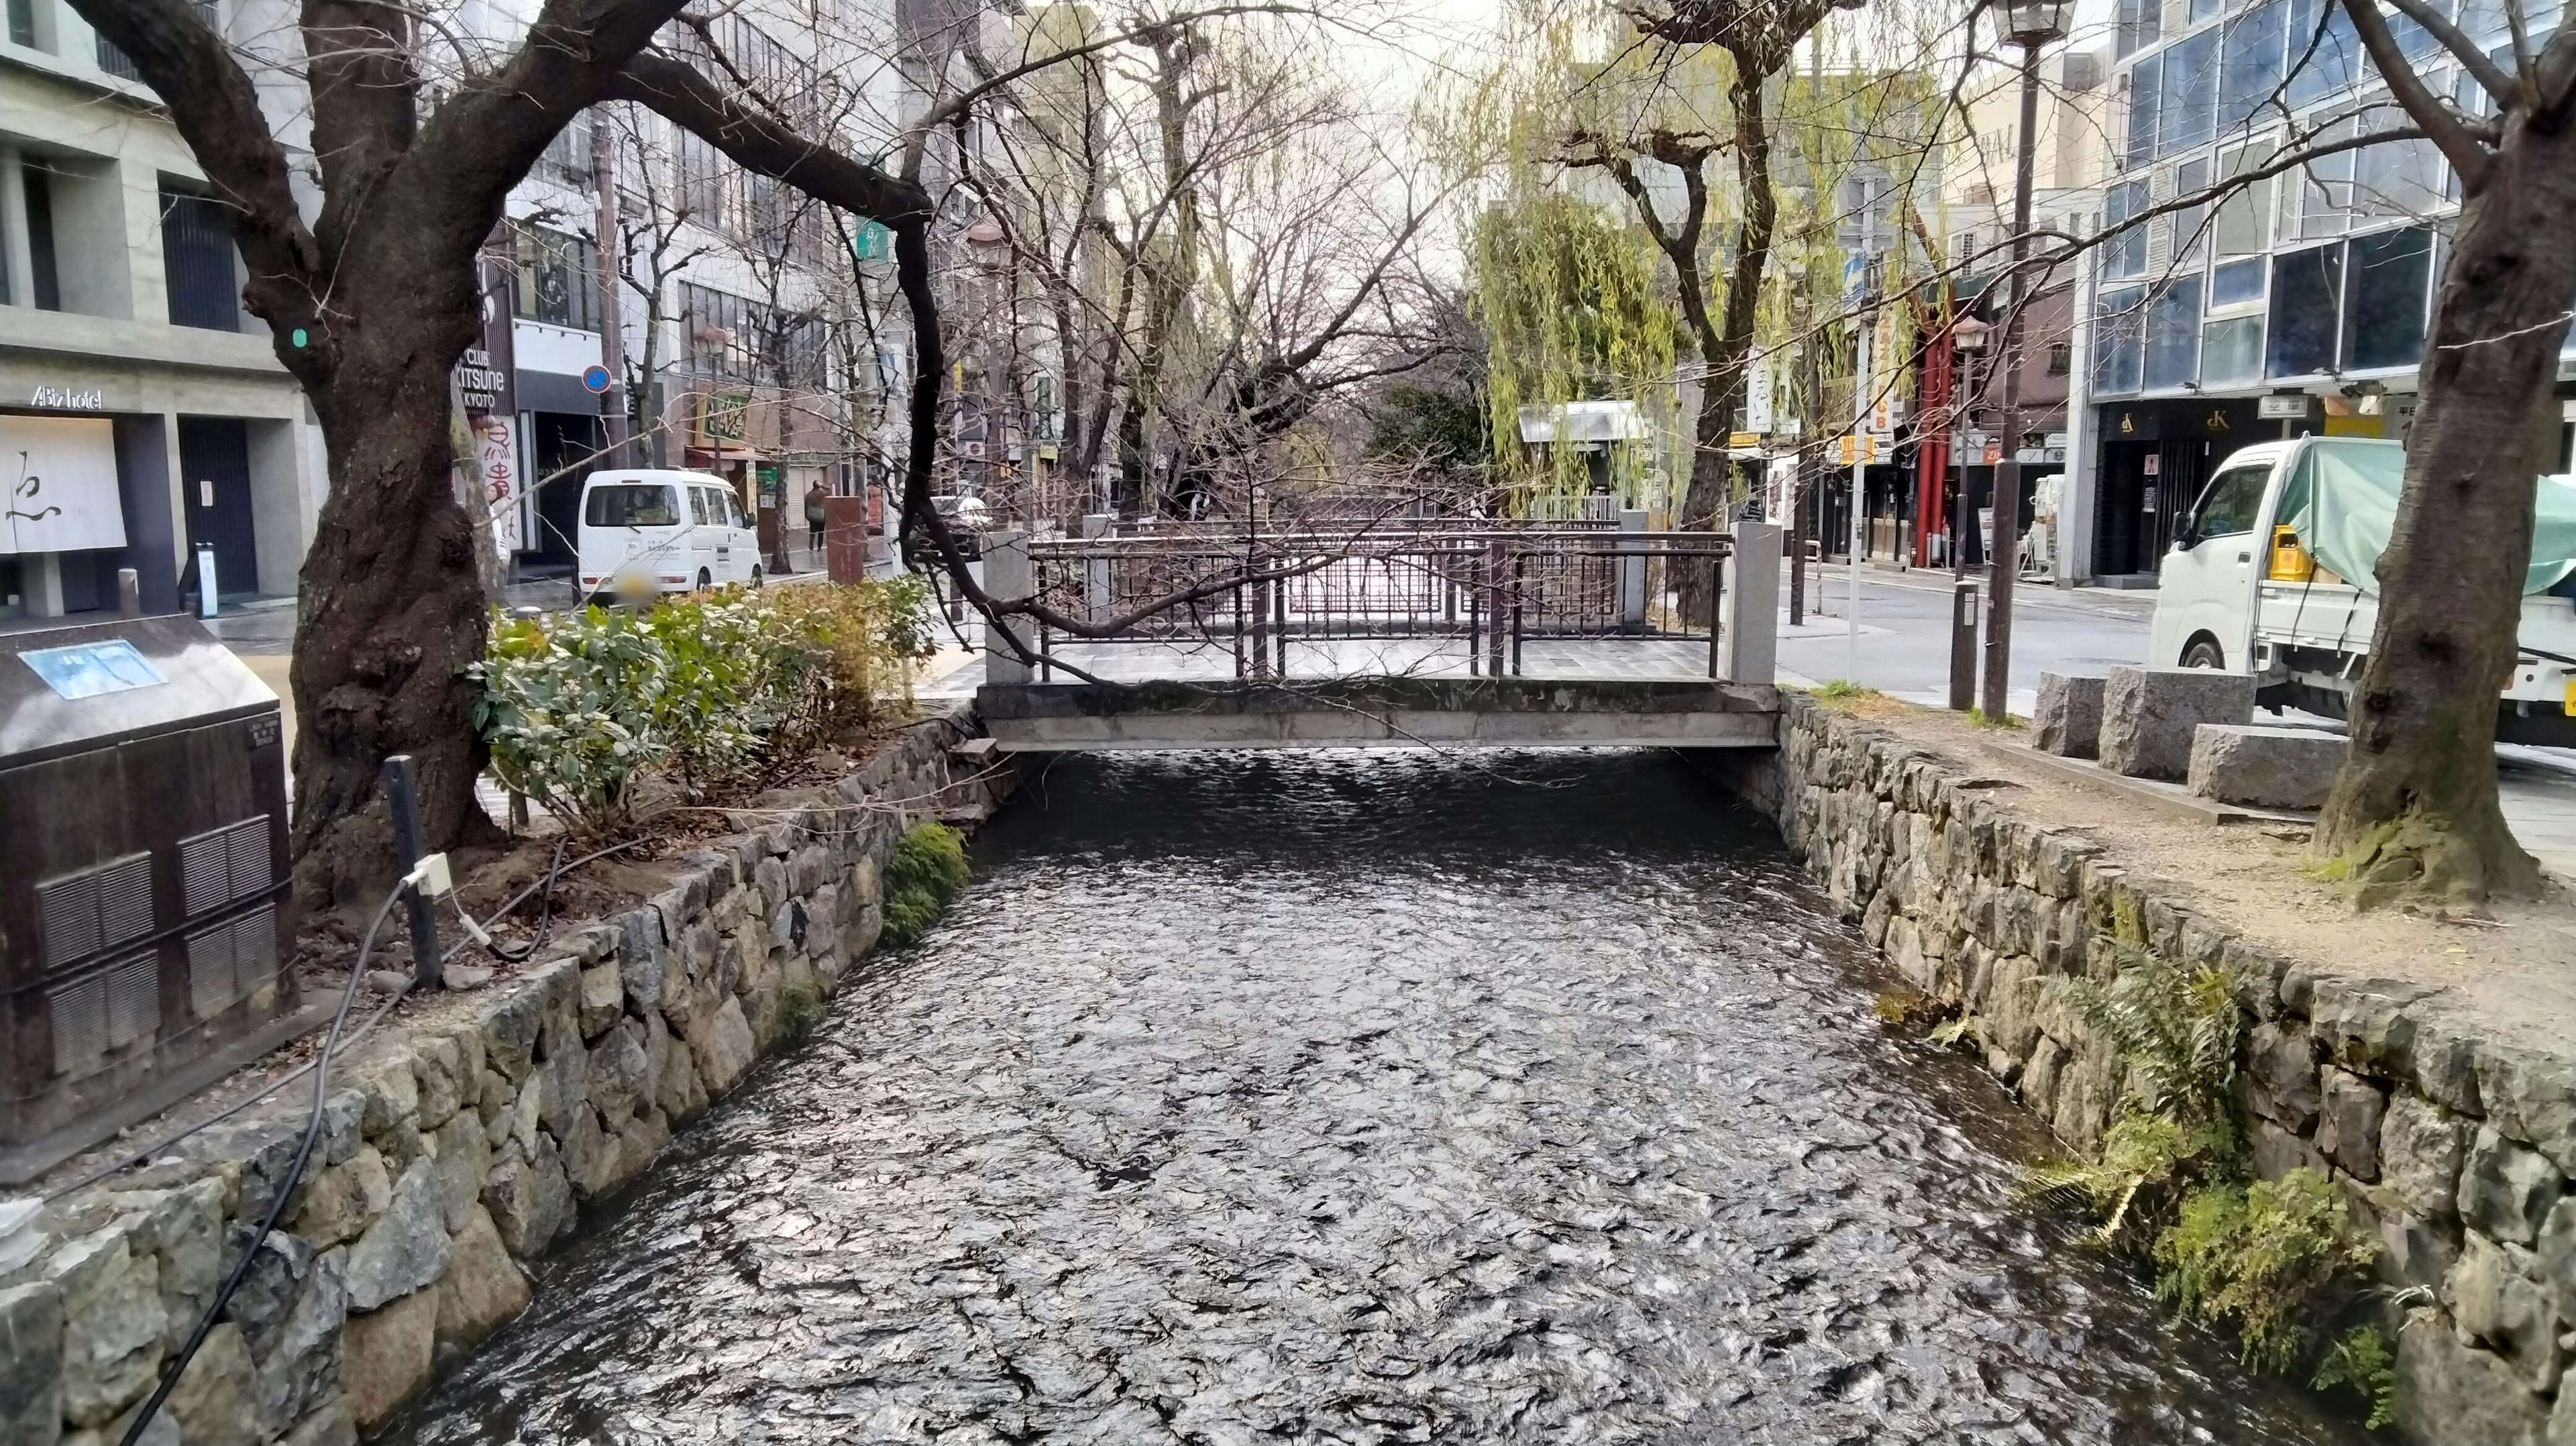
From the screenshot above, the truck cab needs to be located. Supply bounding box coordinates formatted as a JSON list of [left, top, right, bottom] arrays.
[[2146, 436, 2576, 746]]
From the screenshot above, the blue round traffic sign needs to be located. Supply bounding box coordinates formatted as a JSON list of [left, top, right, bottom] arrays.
[[581, 364, 611, 394]]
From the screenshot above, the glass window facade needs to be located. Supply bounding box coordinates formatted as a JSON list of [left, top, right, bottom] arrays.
[[2145, 277, 2206, 390], [2343, 225, 2432, 370], [2267, 243, 2344, 377]]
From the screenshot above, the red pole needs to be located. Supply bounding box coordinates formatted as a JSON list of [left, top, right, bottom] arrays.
[[1914, 325, 1954, 567]]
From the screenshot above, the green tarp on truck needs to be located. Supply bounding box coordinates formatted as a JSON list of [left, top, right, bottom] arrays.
[[2278, 439, 2576, 596]]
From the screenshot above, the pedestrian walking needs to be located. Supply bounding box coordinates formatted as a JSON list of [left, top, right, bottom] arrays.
[[804, 480, 829, 562]]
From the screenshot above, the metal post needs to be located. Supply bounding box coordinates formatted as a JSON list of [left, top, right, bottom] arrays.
[[1466, 561, 1481, 676], [1984, 35, 2047, 722], [1485, 540, 1507, 677], [1949, 578, 1980, 711], [1847, 309, 1870, 685], [1511, 554, 1526, 676], [117, 568, 140, 619], [382, 756, 442, 990], [1705, 551, 1724, 680]]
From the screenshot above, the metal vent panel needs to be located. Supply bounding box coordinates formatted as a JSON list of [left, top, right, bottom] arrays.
[[180, 827, 231, 915], [234, 909, 278, 995], [47, 972, 108, 1077], [189, 924, 237, 1019], [37, 873, 100, 970], [105, 952, 158, 1050], [227, 818, 270, 903], [97, 854, 155, 949]]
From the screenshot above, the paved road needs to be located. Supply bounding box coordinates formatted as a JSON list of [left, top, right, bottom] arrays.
[[1779, 563, 2157, 713]]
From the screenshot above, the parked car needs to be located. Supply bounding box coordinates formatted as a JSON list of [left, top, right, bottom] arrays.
[[2147, 435, 2576, 746], [927, 493, 993, 559], [578, 469, 761, 604]]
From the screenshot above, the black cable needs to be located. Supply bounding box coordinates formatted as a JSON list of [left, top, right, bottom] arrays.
[[472, 838, 568, 963], [115, 882, 407, 1446]]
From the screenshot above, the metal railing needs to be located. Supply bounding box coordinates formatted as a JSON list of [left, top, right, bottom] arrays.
[[1018, 524, 1733, 681]]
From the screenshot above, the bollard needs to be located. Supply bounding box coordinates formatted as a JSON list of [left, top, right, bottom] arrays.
[[195, 543, 219, 619], [382, 755, 443, 989], [117, 568, 140, 618], [1949, 578, 1980, 712], [981, 531, 1035, 685]]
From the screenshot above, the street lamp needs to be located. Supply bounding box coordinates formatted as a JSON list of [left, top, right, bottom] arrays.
[[1977, 0, 2072, 722]]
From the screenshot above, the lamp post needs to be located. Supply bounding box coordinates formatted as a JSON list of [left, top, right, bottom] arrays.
[[1980, 0, 2074, 723]]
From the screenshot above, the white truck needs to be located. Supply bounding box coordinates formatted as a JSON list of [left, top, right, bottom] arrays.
[[2147, 435, 2576, 748]]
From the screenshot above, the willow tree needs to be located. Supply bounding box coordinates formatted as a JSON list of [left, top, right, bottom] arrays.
[[1465, 188, 1680, 509]]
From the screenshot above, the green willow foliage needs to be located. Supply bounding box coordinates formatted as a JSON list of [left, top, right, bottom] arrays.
[[1466, 188, 1676, 508]]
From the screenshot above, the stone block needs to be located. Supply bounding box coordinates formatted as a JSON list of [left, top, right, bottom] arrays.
[[480, 1135, 574, 1260], [578, 963, 625, 1040], [682, 997, 757, 1097], [2461, 1126, 2566, 1246], [248, 1249, 343, 1435], [341, 1288, 437, 1433], [2314, 1067, 2387, 1181], [2032, 672, 2105, 757], [2536, 1194, 2576, 1326], [2446, 1233, 2559, 1392], [164, 1320, 258, 1446], [431, 1208, 529, 1361], [2186, 724, 2342, 809], [2397, 1306, 2548, 1446], [428, 1112, 490, 1237], [341, 1159, 451, 1312], [2098, 665, 2255, 781], [2246, 1022, 2320, 1132], [2383, 1094, 2469, 1222], [0, 1282, 63, 1446], [48, 1225, 165, 1427]]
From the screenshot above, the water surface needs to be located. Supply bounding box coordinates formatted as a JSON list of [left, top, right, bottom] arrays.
[[388, 750, 2366, 1445]]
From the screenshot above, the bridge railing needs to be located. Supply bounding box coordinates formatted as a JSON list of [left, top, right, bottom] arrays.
[[1015, 525, 1735, 680]]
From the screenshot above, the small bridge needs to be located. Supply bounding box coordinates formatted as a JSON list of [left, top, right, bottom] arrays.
[[963, 518, 1786, 753]]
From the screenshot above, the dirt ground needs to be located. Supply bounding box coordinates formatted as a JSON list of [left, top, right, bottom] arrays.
[[1820, 693, 2576, 1056]]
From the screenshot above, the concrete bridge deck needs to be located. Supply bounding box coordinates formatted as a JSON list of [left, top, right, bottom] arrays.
[[975, 675, 1783, 750]]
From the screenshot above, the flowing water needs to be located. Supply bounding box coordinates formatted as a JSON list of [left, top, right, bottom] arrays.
[[386, 750, 2369, 1445]]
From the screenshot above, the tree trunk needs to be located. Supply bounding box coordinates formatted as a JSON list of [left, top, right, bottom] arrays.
[[2313, 121, 2576, 901], [1674, 70, 1780, 625], [289, 285, 498, 905]]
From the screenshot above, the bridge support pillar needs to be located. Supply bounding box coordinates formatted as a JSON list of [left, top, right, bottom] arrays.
[[1720, 522, 1780, 686], [985, 529, 1036, 685]]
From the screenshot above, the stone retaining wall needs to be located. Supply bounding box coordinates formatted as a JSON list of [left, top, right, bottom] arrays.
[[1705, 693, 2576, 1446], [0, 705, 1006, 1445]]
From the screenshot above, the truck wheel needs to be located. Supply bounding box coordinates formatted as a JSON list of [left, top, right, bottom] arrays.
[[696, 568, 712, 592], [2181, 636, 2227, 669]]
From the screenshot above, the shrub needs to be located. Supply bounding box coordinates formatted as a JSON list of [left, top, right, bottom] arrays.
[[2023, 945, 2385, 1421], [879, 821, 969, 947], [470, 604, 674, 838], [2155, 1170, 2378, 1378], [469, 579, 938, 838], [779, 976, 824, 1037]]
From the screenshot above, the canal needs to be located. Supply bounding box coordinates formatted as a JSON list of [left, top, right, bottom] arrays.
[[386, 750, 2367, 1444]]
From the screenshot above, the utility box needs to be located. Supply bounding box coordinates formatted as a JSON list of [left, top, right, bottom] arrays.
[[0, 616, 310, 1184]]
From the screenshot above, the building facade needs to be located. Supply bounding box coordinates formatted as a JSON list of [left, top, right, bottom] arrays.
[[2078, 0, 2576, 582], [1, 0, 325, 620]]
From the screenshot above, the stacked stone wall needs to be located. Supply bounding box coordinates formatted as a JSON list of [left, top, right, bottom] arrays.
[[0, 706, 1005, 1445], [1704, 694, 2576, 1446]]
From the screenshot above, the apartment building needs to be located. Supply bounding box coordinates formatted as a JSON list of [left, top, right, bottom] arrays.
[[0, 0, 324, 619], [2077, 0, 2576, 582]]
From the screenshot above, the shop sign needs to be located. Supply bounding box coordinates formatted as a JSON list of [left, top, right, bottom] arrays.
[[698, 392, 750, 444], [28, 385, 106, 410], [2257, 394, 2311, 421], [3, 414, 126, 553], [479, 414, 519, 558]]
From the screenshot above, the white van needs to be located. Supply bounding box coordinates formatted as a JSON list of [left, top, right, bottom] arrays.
[[2147, 436, 2576, 746], [576, 469, 761, 604]]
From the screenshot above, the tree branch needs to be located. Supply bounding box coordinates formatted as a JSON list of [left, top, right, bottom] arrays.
[[2379, 0, 2520, 103], [2340, 0, 2496, 188]]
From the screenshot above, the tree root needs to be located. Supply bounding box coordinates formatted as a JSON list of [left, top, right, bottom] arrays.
[[2323, 806, 2542, 909]]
